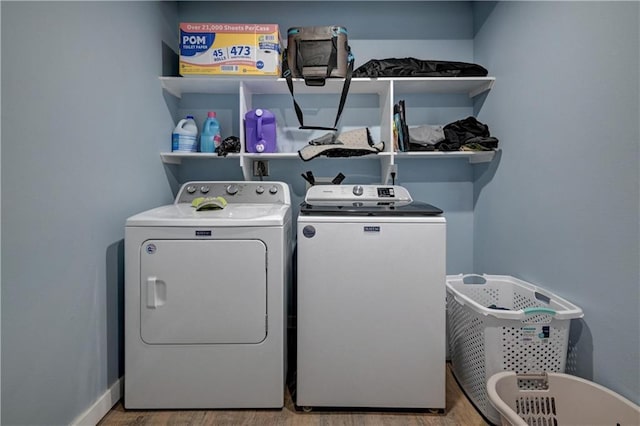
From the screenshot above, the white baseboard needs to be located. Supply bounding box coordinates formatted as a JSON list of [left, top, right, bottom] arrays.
[[70, 377, 123, 426]]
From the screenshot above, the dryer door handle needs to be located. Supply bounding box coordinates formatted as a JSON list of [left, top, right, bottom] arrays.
[[146, 276, 167, 309], [146, 277, 157, 308]]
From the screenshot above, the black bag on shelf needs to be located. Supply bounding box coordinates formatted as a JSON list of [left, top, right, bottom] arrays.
[[353, 57, 488, 78], [436, 117, 499, 151]]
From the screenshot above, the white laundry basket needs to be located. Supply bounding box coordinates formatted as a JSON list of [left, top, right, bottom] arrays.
[[487, 371, 640, 426], [446, 274, 583, 424]]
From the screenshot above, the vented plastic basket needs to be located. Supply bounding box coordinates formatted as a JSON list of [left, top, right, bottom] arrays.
[[446, 274, 583, 424], [487, 371, 640, 426]]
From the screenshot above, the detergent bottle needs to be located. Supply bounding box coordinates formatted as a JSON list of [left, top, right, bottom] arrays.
[[200, 111, 222, 153], [245, 109, 277, 153], [172, 115, 198, 152]]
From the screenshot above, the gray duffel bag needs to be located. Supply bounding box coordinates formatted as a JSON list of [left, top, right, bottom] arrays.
[[283, 26, 354, 131]]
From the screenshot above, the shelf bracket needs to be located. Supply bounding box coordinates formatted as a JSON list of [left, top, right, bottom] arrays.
[[468, 80, 494, 98], [160, 153, 182, 165], [468, 150, 496, 164]]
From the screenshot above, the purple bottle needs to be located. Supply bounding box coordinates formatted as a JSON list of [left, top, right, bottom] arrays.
[[245, 109, 277, 153]]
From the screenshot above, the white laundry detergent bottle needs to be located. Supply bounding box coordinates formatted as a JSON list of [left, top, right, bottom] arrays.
[[172, 115, 198, 152]]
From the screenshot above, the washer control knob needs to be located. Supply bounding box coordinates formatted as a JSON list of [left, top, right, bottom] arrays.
[[200, 185, 210, 194], [186, 185, 197, 194], [353, 185, 364, 196], [226, 184, 239, 195], [256, 186, 265, 194], [269, 186, 279, 195]]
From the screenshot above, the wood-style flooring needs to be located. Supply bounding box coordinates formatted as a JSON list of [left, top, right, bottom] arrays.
[[99, 364, 489, 425]]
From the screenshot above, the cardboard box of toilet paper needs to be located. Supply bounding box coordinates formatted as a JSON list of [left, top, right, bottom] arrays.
[[179, 23, 282, 76]]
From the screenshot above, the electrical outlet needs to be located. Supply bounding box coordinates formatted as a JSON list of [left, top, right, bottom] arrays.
[[387, 164, 398, 184], [252, 160, 269, 177]]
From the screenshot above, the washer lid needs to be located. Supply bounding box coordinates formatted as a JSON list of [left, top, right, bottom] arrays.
[[126, 203, 290, 227], [299, 201, 443, 216]]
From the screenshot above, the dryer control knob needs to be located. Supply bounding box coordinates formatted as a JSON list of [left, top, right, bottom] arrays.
[[186, 185, 197, 194], [200, 186, 210, 194], [269, 186, 278, 195], [226, 184, 239, 195], [256, 186, 265, 194], [353, 185, 364, 196]]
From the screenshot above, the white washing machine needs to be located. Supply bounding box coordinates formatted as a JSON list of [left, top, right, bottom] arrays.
[[296, 184, 446, 410], [124, 181, 292, 409]]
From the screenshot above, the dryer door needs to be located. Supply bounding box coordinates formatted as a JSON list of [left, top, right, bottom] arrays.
[[140, 239, 267, 344]]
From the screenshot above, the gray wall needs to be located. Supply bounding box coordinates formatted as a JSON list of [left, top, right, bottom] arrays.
[[1, 2, 177, 424], [473, 1, 640, 403], [1, 1, 638, 425]]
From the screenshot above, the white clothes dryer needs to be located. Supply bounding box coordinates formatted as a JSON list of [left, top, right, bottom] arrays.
[[124, 181, 292, 409]]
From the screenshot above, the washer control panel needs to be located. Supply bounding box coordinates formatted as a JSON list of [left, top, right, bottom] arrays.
[[305, 185, 412, 203], [176, 181, 290, 205]]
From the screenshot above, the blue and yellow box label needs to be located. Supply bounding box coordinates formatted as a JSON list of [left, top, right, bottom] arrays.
[[179, 23, 281, 76]]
